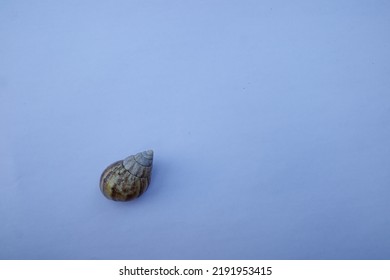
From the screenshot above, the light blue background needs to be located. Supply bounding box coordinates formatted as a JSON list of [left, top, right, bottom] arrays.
[[1, 0, 389, 259]]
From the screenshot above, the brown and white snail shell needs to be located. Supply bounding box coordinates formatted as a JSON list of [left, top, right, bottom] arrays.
[[99, 150, 154, 201]]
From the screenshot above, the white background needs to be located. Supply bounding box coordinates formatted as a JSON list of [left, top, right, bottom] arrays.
[[1, 260, 390, 280], [1, 0, 389, 259]]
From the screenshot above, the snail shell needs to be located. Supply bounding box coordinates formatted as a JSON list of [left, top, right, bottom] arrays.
[[100, 150, 153, 201]]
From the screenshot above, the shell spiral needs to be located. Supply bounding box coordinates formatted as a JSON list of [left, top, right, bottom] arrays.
[[99, 150, 154, 201]]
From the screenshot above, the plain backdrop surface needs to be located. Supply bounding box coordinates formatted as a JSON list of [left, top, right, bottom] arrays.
[[1, 0, 390, 259]]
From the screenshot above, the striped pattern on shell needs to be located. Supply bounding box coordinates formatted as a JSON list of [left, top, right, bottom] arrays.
[[100, 150, 153, 201]]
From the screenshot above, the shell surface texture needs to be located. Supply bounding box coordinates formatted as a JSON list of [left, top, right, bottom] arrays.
[[100, 150, 153, 202]]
